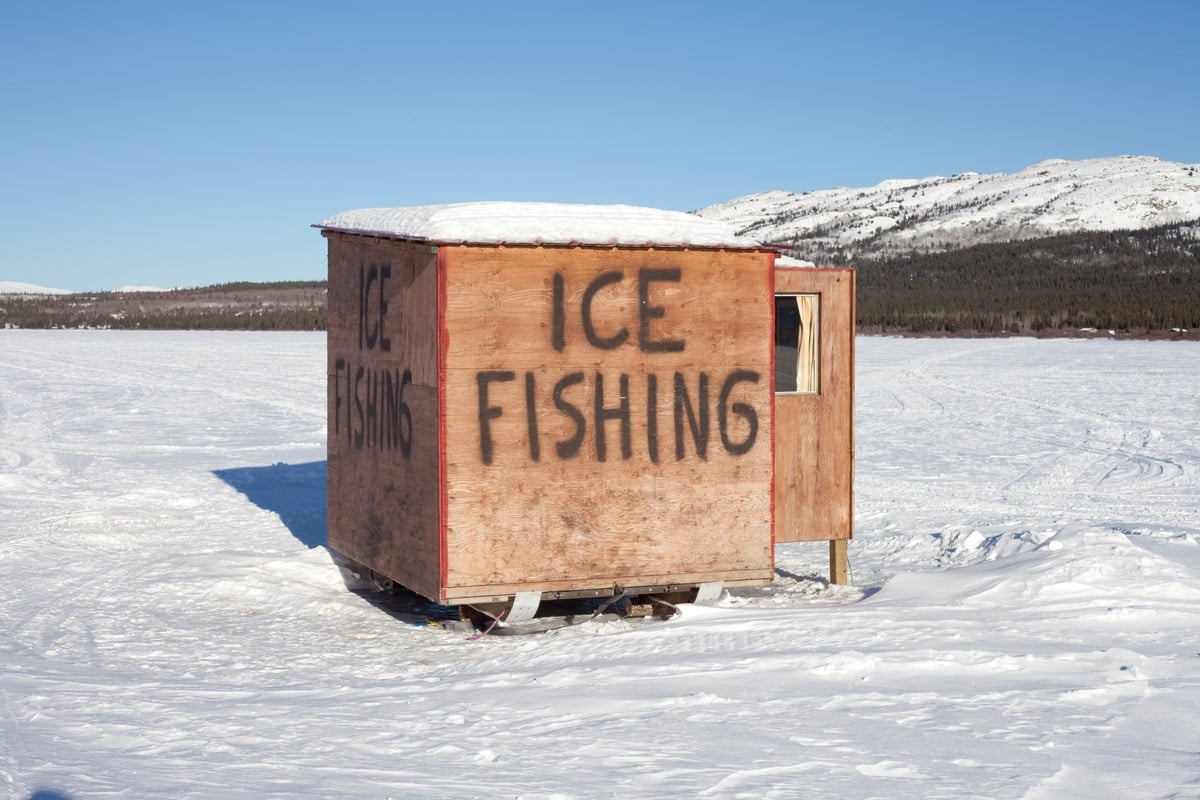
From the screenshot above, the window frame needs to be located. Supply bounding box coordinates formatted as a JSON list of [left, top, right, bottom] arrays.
[[774, 292, 820, 395]]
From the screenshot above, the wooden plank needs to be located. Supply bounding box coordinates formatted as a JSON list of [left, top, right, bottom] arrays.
[[325, 233, 439, 386], [443, 459, 773, 587], [442, 246, 771, 367], [440, 245, 776, 594], [325, 234, 442, 598], [441, 569, 771, 605], [829, 539, 849, 584], [773, 268, 855, 542]]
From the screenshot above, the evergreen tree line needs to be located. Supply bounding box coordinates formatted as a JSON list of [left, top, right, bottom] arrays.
[[7, 226, 1199, 335], [1, 282, 327, 331], [2, 303, 326, 331], [804, 221, 1200, 334]]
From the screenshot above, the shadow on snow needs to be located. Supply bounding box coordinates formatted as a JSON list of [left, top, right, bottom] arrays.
[[213, 461, 328, 549], [211, 462, 469, 625]]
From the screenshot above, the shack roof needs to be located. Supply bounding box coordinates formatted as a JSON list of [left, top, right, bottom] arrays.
[[315, 201, 767, 249]]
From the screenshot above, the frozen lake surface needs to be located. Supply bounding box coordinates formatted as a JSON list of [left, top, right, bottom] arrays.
[[2, 331, 1198, 799]]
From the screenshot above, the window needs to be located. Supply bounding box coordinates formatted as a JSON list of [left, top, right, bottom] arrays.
[[775, 294, 819, 394]]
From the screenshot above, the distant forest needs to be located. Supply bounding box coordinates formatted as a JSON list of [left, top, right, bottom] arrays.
[[834, 221, 1200, 335], [4, 223, 1199, 336], [1, 281, 327, 331]]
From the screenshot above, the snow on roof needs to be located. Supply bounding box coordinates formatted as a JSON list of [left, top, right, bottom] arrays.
[[315, 202, 767, 249], [775, 255, 817, 269]]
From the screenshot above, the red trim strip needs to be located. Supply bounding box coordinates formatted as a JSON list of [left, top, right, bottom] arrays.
[[767, 254, 777, 568]]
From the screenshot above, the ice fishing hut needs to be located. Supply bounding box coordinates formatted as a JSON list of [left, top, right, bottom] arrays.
[[315, 202, 853, 615]]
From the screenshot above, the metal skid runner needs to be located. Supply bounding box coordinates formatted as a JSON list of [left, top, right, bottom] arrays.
[[338, 553, 725, 635], [460, 581, 725, 635]]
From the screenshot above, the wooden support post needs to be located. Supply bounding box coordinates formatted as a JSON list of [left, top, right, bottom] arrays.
[[829, 539, 849, 585]]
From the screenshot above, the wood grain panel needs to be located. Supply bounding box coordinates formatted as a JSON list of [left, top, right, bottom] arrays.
[[773, 267, 855, 542], [440, 245, 776, 595], [325, 234, 442, 596], [325, 233, 438, 387], [441, 245, 772, 368]]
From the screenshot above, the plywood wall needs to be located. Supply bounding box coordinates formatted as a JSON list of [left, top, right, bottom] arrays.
[[324, 233, 442, 599], [440, 245, 776, 599], [773, 268, 855, 542]]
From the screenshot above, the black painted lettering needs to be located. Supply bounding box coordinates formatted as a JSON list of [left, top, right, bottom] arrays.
[[524, 371, 541, 462], [552, 272, 565, 352], [638, 268, 685, 353], [719, 369, 760, 455], [357, 262, 391, 352], [594, 372, 631, 462], [364, 265, 379, 349], [345, 361, 353, 441], [333, 358, 347, 437], [673, 371, 709, 460], [581, 271, 629, 350], [383, 369, 397, 450], [340, 362, 415, 455], [378, 265, 391, 352], [365, 369, 378, 447], [384, 369, 398, 450], [358, 263, 365, 351], [353, 366, 365, 448], [646, 373, 659, 464], [476, 370, 515, 465], [553, 372, 586, 459], [383, 368, 413, 457], [398, 369, 413, 457]]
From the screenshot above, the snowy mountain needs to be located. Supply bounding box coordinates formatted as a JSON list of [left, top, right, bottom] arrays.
[[0, 281, 73, 295], [112, 285, 171, 293], [696, 155, 1200, 258]]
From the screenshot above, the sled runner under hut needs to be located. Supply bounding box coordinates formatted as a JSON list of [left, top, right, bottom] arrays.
[[315, 202, 854, 622]]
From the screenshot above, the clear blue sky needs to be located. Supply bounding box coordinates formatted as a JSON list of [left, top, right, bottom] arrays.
[[3, 0, 1197, 292]]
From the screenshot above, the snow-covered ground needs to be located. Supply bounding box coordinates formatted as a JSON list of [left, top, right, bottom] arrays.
[[2, 331, 1198, 799]]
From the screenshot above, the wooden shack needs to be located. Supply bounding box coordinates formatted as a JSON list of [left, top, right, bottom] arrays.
[[315, 202, 853, 613]]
